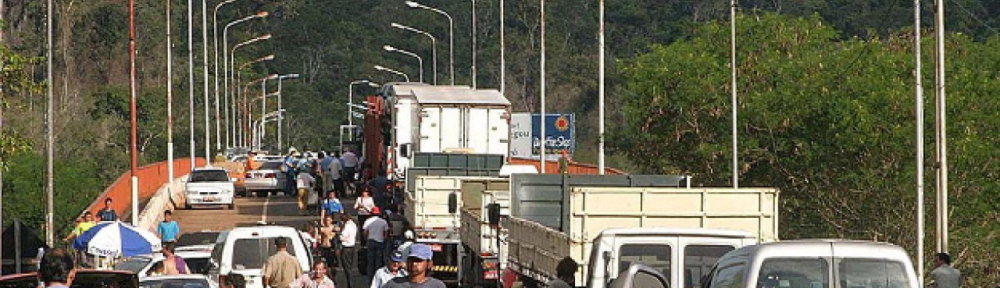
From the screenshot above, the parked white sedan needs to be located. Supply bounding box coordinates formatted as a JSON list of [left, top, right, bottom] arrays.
[[243, 161, 287, 197], [185, 168, 236, 210]]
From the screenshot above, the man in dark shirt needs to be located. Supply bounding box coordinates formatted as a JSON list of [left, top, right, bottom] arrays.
[[97, 198, 118, 222]]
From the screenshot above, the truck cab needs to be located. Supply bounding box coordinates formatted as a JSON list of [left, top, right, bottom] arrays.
[[586, 228, 758, 288]]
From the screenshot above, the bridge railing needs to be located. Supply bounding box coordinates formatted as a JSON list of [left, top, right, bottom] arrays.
[[83, 158, 206, 221]]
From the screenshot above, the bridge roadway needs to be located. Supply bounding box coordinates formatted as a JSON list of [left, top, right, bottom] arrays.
[[172, 193, 373, 288]]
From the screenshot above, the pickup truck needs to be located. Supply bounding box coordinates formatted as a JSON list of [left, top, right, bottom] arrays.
[[500, 174, 779, 288]]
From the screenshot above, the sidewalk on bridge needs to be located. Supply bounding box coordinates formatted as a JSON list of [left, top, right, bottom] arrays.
[[134, 175, 189, 233]]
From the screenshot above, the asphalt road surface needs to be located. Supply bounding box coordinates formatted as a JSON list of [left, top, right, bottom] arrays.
[[172, 190, 374, 288]]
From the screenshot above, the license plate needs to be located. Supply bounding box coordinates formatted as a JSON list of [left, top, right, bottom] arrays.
[[484, 270, 498, 280], [430, 244, 443, 252], [202, 196, 216, 201]]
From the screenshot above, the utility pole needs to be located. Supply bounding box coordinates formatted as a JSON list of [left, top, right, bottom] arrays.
[[597, 0, 605, 174], [471, 0, 476, 88], [934, 0, 948, 254], [166, 0, 175, 211], [730, 0, 739, 188], [913, 0, 925, 282], [128, 0, 139, 226], [539, 0, 546, 174], [202, 0, 211, 163], [499, 0, 504, 95], [46, 0, 55, 246], [189, 0, 196, 170]]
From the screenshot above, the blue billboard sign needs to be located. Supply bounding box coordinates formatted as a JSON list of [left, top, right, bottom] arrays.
[[531, 114, 575, 157]]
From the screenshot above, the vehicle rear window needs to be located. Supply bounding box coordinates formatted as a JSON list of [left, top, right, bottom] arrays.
[[189, 170, 230, 182], [259, 162, 283, 170], [139, 278, 211, 288], [619, 244, 671, 279], [185, 257, 212, 274], [114, 256, 153, 273], [837, 258, 909, 288], [177, 232, 221, 247], [757, 258, 829, 288], [684, 245, 734, 288], [231, 237, 295, 270]]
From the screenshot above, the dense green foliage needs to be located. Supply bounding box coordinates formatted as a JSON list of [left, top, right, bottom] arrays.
[[614, 13, 1000, 284]]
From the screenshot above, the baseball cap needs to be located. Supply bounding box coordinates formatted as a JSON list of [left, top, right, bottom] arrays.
[[408, 243, 433, 260], [390, 250, 405, 262]]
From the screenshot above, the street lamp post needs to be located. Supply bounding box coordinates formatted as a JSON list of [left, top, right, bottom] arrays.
[[229, 34, 271, 148], [250, 91, 279, 149], [234, 54, 274, 147], [391, 23, 437, 85], [405, 1, 453, 85], [384, 45, 423, 83], [261, 74, 278, 150], [223, 11, 268, 147], [241, 74, 276, 148], [213, 0, 240, 153], [374, 65, 410, 82], [276, 74, 300, 151], [348, 80, 379, 128]]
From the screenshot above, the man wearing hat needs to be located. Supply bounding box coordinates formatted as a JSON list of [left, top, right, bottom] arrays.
[[382, 244, 445, 288], [370, 250, 408, 288]]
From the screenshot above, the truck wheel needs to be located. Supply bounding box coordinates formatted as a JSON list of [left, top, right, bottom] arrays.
[[227, 203, 235, 210]]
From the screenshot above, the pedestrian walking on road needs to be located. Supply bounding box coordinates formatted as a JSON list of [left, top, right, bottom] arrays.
[[327, 152, 345, 197], [370, 250, 408, 288], [318, 215, 338, 278], [319, 152, 333, 193], [157, 210, 181, 243], [291, 261, 336, 288], [284, 148, 301, 196], [546, 257, 578, 288], [97, 198, 118, 222], [338, 213, 359, 277], [355, 189, 375, 225], [363, 210, 389, 276], [40, 248, 75, 288], [297, 170, 317, 216], [381, 244, 446, 288], [63, 212, 97, 243], [263, 238, 303, 288], [321, 191, 344, 222], [162, 242, 190, 275], [340, 149, 359, 194], [367, 171, 390, 211], [930, 252, 961, 288]]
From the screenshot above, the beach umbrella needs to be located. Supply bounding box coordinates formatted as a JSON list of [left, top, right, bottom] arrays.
[[72, 221, 162, 257]]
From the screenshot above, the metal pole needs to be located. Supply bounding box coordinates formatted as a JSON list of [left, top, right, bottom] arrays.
[[597, 0, 604, 175], [730, 0, 739, 188], [500, 0, 505, 95], [349, 84, 354, 127], [448, 15, 454, 85], [188, 0, 196, 169], [166, 0, 175, 218], [540, 0, 546, 173], [278, 78, 283, 151], [261, 79, 266, 150], [46, 0, 55, 245], [214, 3, 223, 151], [913, 0, 925, 282], [202, 0, 211, 162], [471, 0, 476, 88], [223, 21, 230, 148], [128, 0, 139, 225], [934, 0, 948, 253]]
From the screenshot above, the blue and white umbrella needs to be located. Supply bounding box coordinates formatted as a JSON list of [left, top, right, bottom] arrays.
[[72, 221, 162, 257]]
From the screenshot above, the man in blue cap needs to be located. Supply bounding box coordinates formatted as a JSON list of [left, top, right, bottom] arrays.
[[370, 250, 408, 288], [382, 244, 445, 288]]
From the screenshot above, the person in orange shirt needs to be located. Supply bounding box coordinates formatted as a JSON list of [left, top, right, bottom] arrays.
[[246, 151, 258, 172]]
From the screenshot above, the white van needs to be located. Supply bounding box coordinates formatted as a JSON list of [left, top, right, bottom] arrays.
[[208, 226, 312, 288], [702, 240, 919, 288]]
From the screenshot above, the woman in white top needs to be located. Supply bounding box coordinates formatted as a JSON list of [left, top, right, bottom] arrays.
[[355, 188, 376, 228]]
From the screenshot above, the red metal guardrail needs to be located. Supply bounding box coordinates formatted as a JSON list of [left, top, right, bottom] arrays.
[[83, 158, 206, 221], [508, 157, 625, 175]]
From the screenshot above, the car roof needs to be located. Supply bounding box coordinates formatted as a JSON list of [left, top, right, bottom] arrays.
[[724, 239, 910, 260], [193, 167, 228, 172], [599, 227, 756, 239], [140, 274, 211, 282], [226, 225, 299, 236]]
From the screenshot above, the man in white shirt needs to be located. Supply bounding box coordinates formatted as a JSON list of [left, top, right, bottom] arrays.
[[296, 172, 316, 216], [340, 149, 359, 191], [363, 211, 390, 276], [370, 250, 408, 288], [339, 213, 358, 276], [324, 152, 343, 196]]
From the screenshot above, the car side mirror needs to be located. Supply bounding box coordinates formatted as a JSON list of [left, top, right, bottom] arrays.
[[448, 193, 458, 214]]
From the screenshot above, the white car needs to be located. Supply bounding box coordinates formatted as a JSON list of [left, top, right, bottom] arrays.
[[185, 168, 236, 210], [243, 161, 287, 197], [140, 274, 218, 288], [114, 250, 214, 279], [208, 225, 312, 288]]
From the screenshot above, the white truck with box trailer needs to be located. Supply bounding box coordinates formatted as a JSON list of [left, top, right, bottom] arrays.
[[498, 174, 779, 288]]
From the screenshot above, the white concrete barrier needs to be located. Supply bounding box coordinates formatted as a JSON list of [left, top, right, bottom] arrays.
[[136, 175, 188, 233]]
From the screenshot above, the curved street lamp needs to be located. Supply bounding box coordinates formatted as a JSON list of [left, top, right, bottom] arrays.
[[234, 55, 275, 147], [243, 74, 278, 148], [384, 45, 423, 83], [391, 22, 437, 85], [223, 10, 268, 147], [226, 33, 271, 148], [374, 65, 410, 82], [348, 80, 380, 127], [275, 74, 300, 151], [404, 1, 453, 85]]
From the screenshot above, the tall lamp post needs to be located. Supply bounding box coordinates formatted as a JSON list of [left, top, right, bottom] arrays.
[[384, 45, 423, 83], [260, 74, 279, 150], [374, 65, 410, 82], [276, 73, 300, 151], [212, 0, 240, 153], [391, 23, 437, 85], [405, 1, 453, 85], [348, 80, 379, 128], [229, 34, 272, 148], [223, 11, 268, 147], [250, 91, 279, 149], [235, 54, 274, 147], [242, 74, 276, 147]]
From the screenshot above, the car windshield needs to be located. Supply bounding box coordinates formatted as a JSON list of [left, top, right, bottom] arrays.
[[232, 237, 295, 270], [114, 256, 154, 273], [140, 278, 210, 288], [257, 162, 283, 171], [618, 244, 671, 279], [189, 171, 229, 182]]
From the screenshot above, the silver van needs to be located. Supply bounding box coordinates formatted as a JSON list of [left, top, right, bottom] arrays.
[[702, 240, 919, 288]]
